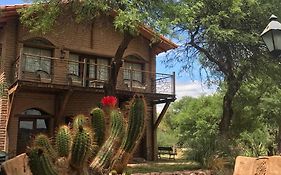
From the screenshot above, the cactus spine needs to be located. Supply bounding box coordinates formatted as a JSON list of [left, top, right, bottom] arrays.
[[73, 114, 87, 129], [33, 134, 57, 160], [90, 108, 105, 146], [56, 125, 71, 157]]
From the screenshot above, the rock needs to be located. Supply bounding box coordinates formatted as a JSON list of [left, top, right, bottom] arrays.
[[1, 153, 32, 175], [233, 156, 281, 175]]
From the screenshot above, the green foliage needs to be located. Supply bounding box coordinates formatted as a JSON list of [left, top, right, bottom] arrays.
[[18, 0, 157, 35], [157, 0, 281, 134], [236, 127, 274, 157], [157, 126, 178, 147], [172, 95, 222, 146]]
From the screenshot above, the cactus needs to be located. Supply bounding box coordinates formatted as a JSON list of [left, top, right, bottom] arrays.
[[90, 108, 105, 147], [33, 134, 57, 161], [56, 125, 71, 157], [123, 95, 146, 152], [28, 148, 58, 175], [25, 95, 147, 175], [70, 126, 93, 169], [90, 109, 126, 174], [73, 114, 87, 129], [112, 95, 147, 172]]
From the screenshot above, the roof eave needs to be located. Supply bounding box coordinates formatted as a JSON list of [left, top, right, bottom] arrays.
[[0, 4, 178, 54]]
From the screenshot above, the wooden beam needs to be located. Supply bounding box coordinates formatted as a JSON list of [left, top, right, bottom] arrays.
[[8, 84, 18, 95], [154, 101, 171, 129], [153, 97, 176, 104], [6, 91, 16, 132], [55, 90, 73, 126]]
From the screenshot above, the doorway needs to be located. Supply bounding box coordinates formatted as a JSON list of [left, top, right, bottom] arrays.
[[16, 108, 51, 154]]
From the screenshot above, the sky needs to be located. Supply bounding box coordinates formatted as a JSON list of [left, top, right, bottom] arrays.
[[0, 0, 217, 106]]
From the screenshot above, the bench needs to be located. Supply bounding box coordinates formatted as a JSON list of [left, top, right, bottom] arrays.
[[158, 146, 177, 160]]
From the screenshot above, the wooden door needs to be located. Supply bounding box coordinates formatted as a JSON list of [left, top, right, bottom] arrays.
[[17, 118, 49, 154]]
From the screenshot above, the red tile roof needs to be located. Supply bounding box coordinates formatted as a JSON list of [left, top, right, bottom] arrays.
[[0, 4, 177, 53]]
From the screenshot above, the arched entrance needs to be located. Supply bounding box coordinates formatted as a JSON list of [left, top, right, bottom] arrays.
[[16, 108, 51, 154]]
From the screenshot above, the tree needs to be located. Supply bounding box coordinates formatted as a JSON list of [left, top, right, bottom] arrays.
[[232, 59, 281, 153], [158, 0, 281, 135], [19, 0, 160, 95]]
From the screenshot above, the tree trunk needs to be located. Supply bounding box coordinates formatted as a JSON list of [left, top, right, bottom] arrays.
[[104, 32, 133, 96], [219, 79, 241, 136]]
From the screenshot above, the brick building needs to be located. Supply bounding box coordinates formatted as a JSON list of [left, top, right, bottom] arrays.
[[0, 4, 177, 160]]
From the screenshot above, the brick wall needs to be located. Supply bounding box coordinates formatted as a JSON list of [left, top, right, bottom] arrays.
[[0, 73, 9, 151]]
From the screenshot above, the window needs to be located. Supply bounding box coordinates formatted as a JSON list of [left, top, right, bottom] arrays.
[[68, 53, 80, 76], [97, 58, 109, 81], [21, 108, 48, 115], [67, 53, 110, 84], [23, 47, 52, 74], [89, 57, 109, 81], [124, 62, 143, 83], [17, 108, 50, 154]]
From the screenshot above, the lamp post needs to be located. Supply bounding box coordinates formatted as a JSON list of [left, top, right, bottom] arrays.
[[261, 15, 281, 154], [261, 15, 281, 57]]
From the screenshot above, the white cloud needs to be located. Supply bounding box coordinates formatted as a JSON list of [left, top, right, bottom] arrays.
[[175, 81, 216, 99], [156, 81, 217, 113]]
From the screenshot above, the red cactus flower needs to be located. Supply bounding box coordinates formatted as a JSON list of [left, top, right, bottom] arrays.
[[101, 96, 118, 108]]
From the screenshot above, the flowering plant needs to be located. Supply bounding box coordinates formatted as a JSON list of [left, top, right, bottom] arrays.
[[101, 96, 118, 108]]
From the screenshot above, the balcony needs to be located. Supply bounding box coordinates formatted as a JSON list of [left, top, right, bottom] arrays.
[[12, 53, 175, 96]]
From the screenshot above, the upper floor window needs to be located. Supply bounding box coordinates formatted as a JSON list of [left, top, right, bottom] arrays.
[[89, 58, 109, 81], [23, 47, 52, 74], [68, 53, 80, 76], [68, 53, 110, 82], [23, 38, 53, 74], [123, 56, 145, 85]]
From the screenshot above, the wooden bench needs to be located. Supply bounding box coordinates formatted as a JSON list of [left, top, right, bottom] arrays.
[[158, 146, 177, 160]]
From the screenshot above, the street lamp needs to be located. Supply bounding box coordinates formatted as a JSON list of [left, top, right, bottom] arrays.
[[261, 15, 281, 57]]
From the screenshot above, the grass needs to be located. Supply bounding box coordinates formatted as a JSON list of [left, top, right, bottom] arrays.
[[125, 159, 201, 174]]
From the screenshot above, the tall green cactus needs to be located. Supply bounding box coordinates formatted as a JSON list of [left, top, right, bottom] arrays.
[[90, 108, 105, 147], [90, 109, 126, 174], [123, 95, 146, 152], [55, 125, 71, 157], [70, 126, 93, 169], [26, 95, 147, 175], [112, 95, 147, 173], [33, 134, 57, 161]]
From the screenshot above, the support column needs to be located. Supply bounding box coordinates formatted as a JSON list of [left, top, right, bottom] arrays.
[[54, 90, 73, 127]]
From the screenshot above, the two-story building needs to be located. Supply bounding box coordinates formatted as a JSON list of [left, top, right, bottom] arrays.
[[0, 4, 177, 161]]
